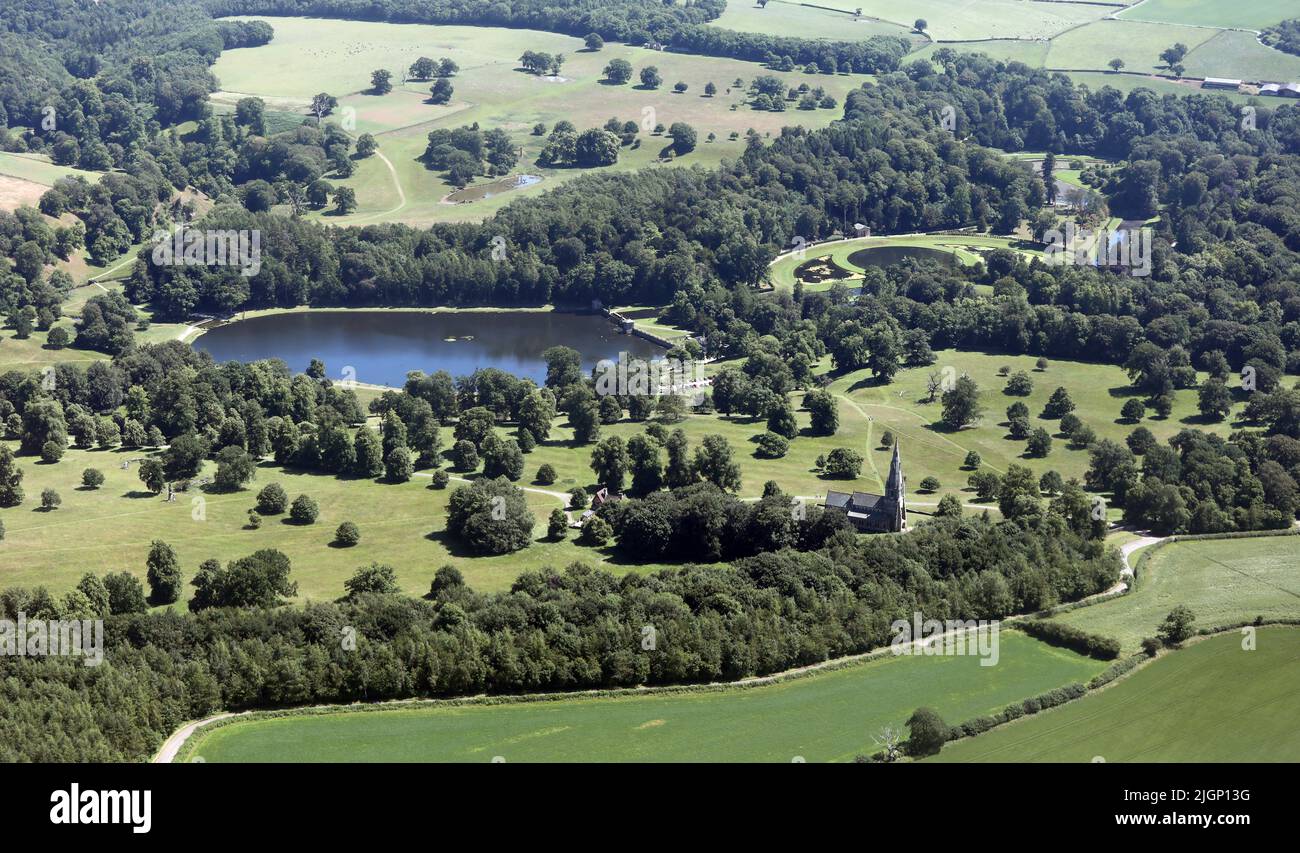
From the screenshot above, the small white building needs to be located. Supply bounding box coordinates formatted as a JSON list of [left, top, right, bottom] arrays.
[[1202, 77, 1243, 91]]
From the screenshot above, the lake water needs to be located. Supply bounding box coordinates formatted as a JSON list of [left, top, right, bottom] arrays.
[[847, 245, 959, 269], [193, 310, 665, 387]]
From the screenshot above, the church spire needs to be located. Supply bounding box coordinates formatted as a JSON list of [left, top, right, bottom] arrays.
[[886, 441, 903, 499]]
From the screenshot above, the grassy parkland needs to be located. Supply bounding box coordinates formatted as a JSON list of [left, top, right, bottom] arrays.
[[0, 334, 1249, 603], [209, 16, 865, 227]]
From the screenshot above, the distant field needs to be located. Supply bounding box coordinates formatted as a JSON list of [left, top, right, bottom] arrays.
[[836, 0, 1111, 41], [211, 17, 862, 226], [1046, 19, 1216, 75], [1052, 536, 1300, 652], [1118, 0, 1297, 30], [181, 630, 1106, 762], [0, 152, 100, 213], [1183, 29, 1300, 82], [713, 1, 915, 42], [931, 628, 1300, 762]]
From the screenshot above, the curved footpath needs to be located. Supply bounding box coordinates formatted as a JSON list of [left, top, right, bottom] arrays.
[[152, 532, 1164, 763]]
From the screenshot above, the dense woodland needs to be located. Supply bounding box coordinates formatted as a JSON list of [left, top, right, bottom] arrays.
[[1, 1, 1300, 761], [0, 512, 1118, 761], [1261, 18, 1300, 57]]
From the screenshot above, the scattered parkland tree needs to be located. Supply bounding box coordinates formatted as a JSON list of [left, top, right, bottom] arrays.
[[941, 376, 984, 429], [603, 58, 633, 84], [146, 540, 182, 604], [334, 521, 361, 547], [446, 477, 534, 555], [584, 33, 604, 51], [370, 69, 392, 95], [289, 494, 319, 524], [429, 78, 454, 104]]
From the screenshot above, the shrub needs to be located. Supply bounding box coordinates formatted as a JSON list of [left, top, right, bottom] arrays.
[[81, 468, 105, 489], [1141, 636, 1163, 656], [429, 468, 450, 489], [755, 431, 789, 458], [289, 494, 319, 524], [40, 487, 61, 509], [41, 440, 64, 463], [334, 521, 360, 546], [247, 511, 262, 530], [919, 476, 941, 492]]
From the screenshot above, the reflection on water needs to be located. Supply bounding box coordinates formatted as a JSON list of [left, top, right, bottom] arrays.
[[193, 310, 664, 386]]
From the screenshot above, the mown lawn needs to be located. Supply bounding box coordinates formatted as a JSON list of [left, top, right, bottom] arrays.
[[931, 628, 1300, 762], [1051, 536, 1300, 653], [183, 630, 1106, 762]]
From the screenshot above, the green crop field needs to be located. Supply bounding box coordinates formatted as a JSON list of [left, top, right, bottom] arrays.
[[931, 627, 1300, 762], [210, 16, 863, 227], [180, 630, 1106, 762], [1051, 536, 1300, 653], [1118, 0, 1296, 30]]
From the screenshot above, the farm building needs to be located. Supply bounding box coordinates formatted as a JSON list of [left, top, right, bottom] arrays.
[[1260, 82, 1300, 97], [824, 444, 907, 533], [1202, 78, 1242, 91]]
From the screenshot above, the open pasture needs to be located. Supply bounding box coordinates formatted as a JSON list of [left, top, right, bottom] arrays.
[[1052, 535, 1300, 653], [931, 628, 1300, 762]]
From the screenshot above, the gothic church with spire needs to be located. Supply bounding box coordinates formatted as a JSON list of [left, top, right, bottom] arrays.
[[823, 443, 906, 533]]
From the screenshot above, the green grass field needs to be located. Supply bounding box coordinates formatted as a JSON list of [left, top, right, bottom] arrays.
[[180, 630, 1106, 762], [1183, 29, 1300, 82], [843, 0, 1110, 41], [1118, 0, 1296, 30], [907, 6, 1300, 84], [931, 627, 1300, 762], [211, 16, 863, 226], [1052, 536, 1300, 653], [713, 1, 915, 42]]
